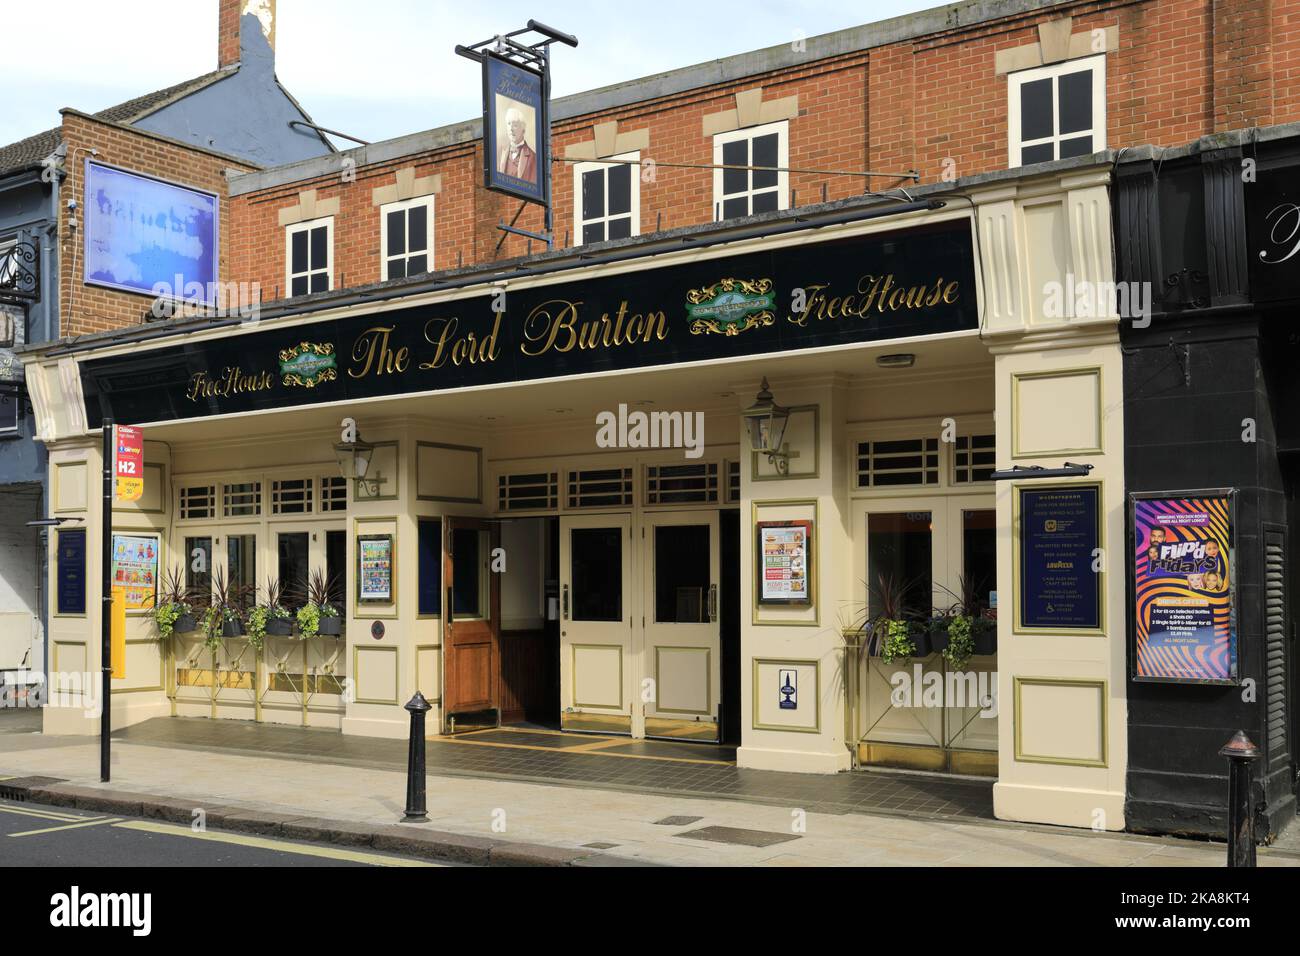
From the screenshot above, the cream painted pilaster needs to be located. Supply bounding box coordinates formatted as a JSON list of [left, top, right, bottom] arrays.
[[737, 379, 852, 773], [979, 164, 1128, 830]]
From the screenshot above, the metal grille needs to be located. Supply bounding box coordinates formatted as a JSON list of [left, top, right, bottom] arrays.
[[179, 485, 216, 519], [319, 476, 348, 512], [856, 438, 939, 487], [1265, 529, 1287, 761], [953, 435, 996, 483], [567, 468, 633, 508], [497, 472, 558, 511], [271, 479, 314, 514], [646, 462, 719, 505], [222, 482, 261, 517]]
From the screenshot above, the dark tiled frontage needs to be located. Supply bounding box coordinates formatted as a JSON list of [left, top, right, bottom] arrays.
[[114, 718, 994, 821]]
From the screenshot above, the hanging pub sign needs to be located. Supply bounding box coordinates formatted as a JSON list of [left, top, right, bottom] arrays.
[[79, 220, 978, 429], [756, 519, 813, 606], [482, 53, 549, 205], [1130, 490, 1238, 684], [1016, 484, 1103, 632]]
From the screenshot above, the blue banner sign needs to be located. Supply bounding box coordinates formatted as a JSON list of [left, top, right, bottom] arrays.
[[1018, 485, 1102, 630]]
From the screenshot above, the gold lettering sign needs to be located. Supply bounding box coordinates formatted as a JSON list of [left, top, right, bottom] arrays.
[[520, 299, 668, 357], [787, 274, 961, 327], [186, 367, 275, 403]]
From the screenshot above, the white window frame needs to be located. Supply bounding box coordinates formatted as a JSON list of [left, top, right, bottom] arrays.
[[379, 196, 435, 281], [1007, 54, 1106, 168], [712, 120, 789, 222], [573, 151, 641, 246], [285, 216, 334, 297]]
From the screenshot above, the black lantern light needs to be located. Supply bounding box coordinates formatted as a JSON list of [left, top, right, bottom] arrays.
[[742, 377, 792, 475], [333, 426, 377, 495]]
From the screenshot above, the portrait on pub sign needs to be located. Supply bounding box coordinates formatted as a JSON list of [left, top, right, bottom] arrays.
[[483, 53, 548, 204]]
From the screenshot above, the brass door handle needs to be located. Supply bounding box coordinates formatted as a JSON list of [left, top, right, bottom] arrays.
[[562, 584, 570, 620]]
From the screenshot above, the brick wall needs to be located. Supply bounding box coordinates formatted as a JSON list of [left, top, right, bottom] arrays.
[[227, 0, 1300, 306], [57, 112, 254, 338]]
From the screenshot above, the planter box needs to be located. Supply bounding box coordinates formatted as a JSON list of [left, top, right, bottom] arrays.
[[172, 613, 197, 635], [266, 617, 293, 636], [974, 625, 997, 656], [221, 618, 244, 639], [928, 624, 950, 653], [318, 615, 342, 637], [911, 630, 932, 658]]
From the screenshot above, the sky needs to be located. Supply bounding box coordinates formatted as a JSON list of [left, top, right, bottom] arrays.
[[2, 0, 946, 149]]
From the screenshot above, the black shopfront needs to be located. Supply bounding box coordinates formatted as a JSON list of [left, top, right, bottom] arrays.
[[1115, 128, 1300, 841]]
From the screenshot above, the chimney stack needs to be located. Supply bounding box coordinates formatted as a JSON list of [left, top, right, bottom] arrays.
[[219, 0, 276, 69]]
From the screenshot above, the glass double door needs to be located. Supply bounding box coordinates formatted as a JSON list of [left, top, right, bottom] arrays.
[[559, 511, 720, 741], [852, 495, 998, 762]]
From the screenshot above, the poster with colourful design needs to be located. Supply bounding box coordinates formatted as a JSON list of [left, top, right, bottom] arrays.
[[1131, 492, 1237, 683]]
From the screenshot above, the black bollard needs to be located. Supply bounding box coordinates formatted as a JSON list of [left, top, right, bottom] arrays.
[[1219, 730, 1261, 867], [402, 691, 432, 822]]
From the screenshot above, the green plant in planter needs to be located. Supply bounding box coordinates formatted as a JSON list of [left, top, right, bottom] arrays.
[[295, 568, 343, 638], [258, 577, 294, 638], [244, 605, 269, 651], [151, 565, 194, 640], [880, 618, 917, 665], [200, 568, 246, 651], [943, 613, 976, 670]]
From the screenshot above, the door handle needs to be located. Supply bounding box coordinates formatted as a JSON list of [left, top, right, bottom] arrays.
[[562, 584, 570, 620], [708, 584, 717, 623]]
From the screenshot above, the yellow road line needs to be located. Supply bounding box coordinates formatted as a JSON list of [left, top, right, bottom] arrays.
[[9, 817, 121, 837], [0, 804, 94, 824], [114, 820, 437, 867]]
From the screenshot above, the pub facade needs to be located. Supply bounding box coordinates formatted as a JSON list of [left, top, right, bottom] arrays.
[[17, 0, 1300, 839]]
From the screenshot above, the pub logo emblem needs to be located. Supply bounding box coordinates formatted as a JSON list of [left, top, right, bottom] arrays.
[[279, 342, 338, 388], [686, 278, 776, 335]]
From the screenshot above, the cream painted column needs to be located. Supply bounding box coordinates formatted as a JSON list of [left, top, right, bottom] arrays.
[[737, 379, 852, 773], [978, 168, 1128, 830]]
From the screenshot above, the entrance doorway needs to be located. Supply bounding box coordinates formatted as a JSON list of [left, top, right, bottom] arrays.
[[442, 517, 501, 730], [851, 495, 998, 774]]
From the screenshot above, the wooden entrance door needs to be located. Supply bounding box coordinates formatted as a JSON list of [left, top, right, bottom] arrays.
[[443, 517, 500, 723]]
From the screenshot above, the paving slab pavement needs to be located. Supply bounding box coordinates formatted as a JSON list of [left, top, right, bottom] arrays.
[[2, 736, 1296, 867]]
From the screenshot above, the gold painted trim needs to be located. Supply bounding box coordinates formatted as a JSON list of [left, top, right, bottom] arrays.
[[414, 642, 441, 702], [1010, 366, 1104, 459], [570, 642, 625, 711], [354, 440, 400, 501], [416, 441, 483, 504], [352, 517, 398, 619], [750, 404, 820, 481], [750, 497, 820, 627], [1012, 676, 1108, 767], [651, 645, 712, 716], [751, 657, 821, 733], [1011, 479, 1106, 636], [351, 645, 400, 705]]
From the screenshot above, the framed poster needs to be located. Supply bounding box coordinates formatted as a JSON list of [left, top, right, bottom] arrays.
[[756, 519, 813, 606], [357, 534, 394, 604], [84, 161, 219, 304], [111, 534, 158, 612], [482, 53, 549, 205], [1130, 490, 1238, 684], [1016, 484, 1102, 632], [56, 529, 87, 616]]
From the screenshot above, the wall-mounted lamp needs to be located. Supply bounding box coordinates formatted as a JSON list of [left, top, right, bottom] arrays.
[[742, 377, 792, 475], [333, 427, 378, 496], [989, 462, 1095, 481]]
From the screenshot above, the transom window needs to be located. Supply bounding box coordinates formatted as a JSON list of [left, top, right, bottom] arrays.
[[645, 463, 719, 505], [567, 468, 633, 509], [179, 485, 216, 520], [498, 472, 559, 512], [271, 478, 314, 514], [713, 121, 788, 221], [1008, 55, 1106, 167], [953, 435, 997, 484], [380, 196, 433, 280], [319, 476, 348, 512], [574, 153, 638, 245], [222, 482, 261, 517], [856, 438, 939, 488], [286, 217, 332, 297]]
